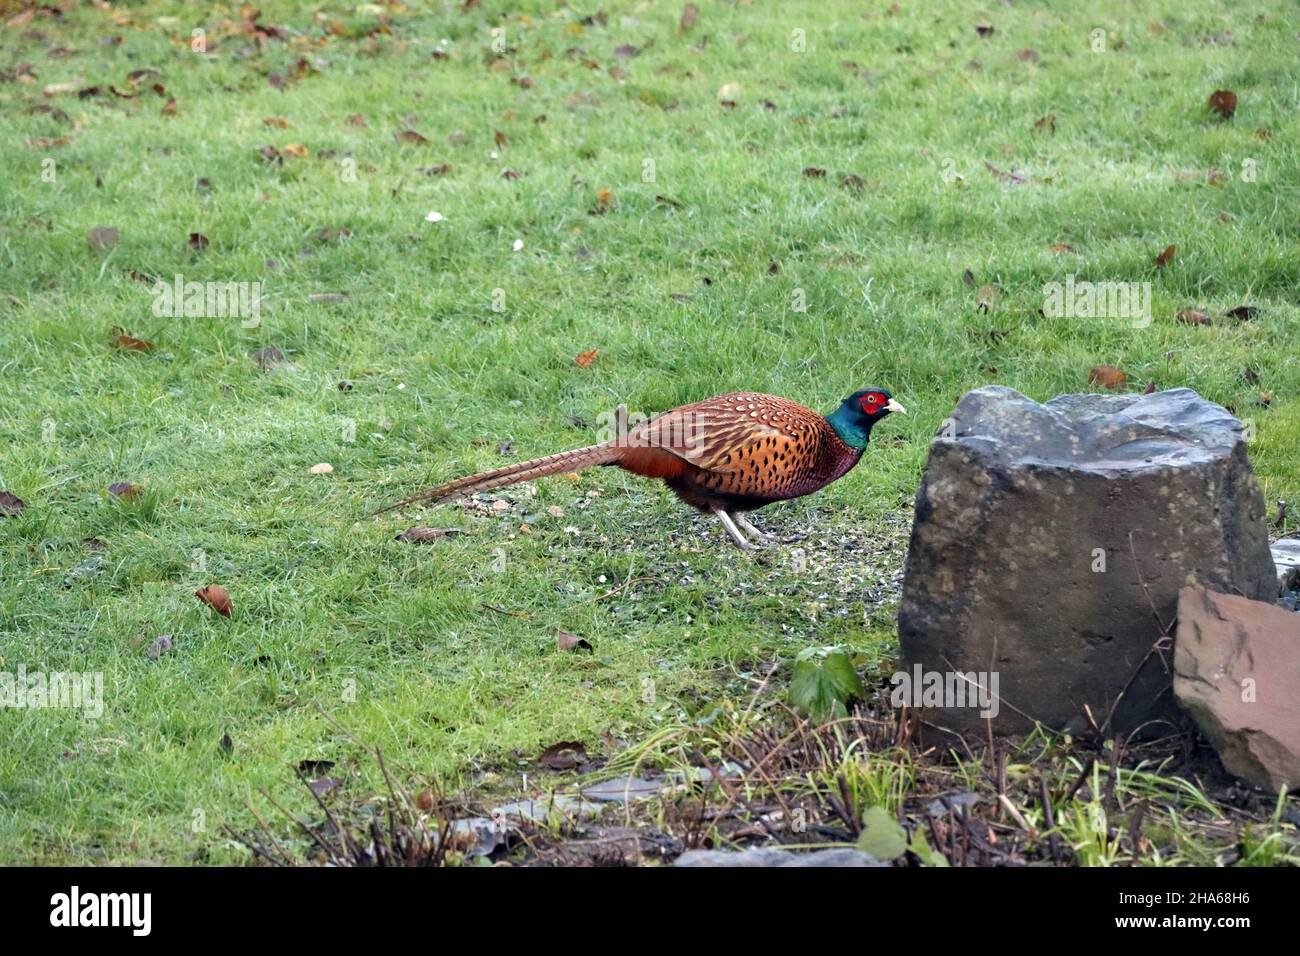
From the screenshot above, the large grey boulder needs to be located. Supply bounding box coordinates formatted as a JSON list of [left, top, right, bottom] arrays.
[[1174, 587, 1300, 792], [898, 386, 1275, 736]]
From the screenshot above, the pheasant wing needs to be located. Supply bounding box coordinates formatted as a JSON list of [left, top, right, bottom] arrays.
[[625, 393, 820, 486]]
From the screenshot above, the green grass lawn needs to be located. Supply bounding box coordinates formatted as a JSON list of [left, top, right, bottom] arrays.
[[1, 0, 1297, 864]]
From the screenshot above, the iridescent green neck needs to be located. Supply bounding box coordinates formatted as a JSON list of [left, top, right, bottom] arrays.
[[826, 404, 870, 450]]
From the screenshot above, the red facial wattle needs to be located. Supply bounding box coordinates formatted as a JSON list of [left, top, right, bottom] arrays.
[[859, 393, 887, 415]]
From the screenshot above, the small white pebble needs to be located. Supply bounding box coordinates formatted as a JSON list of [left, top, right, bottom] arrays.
[[397, 383, 406, 390], [512, 238, 524, 252], [309, 463, 333, 475], [425, 211, 445, 223]]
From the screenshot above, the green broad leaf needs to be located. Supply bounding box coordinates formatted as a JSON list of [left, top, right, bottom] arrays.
[[856, 806, 908, 861], [821, 651, 865, 700], [907, 827, 951, 867], [789, 648, 865, 721]]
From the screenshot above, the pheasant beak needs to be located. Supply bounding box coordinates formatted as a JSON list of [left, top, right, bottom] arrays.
[[885, 398, 907, 415]]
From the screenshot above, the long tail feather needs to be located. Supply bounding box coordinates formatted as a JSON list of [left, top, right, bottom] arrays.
[[372, 443, 622, 515]]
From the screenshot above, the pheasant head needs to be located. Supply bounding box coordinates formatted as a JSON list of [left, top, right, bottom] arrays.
[[825, 387, 907, 449]]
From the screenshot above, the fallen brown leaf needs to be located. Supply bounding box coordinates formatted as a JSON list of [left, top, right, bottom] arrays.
[[188, 232, 209, 251], [538, 740, 587, 771], [1208, 89, 1237, 119], [679, 3, 700, 32], [110, 334, 155, 352], [394, 526, 463, 543], [575, 348, 599, 367], [1155, 244, 1176, 267], [251, 345, 286, 370], [557, 631, 593, 652], [88, 226, 119, 253], [196, 584, 232, 617], [313, 226, 352, 242], [1089, 365, 1127, 389], [26, 136, 72, 148], [985, 161, 1026, 184], [840, 173, 866, 194]]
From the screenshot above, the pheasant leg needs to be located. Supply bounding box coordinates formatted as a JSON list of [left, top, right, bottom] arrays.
[[736, 512, 807, 544], [734, 513, 777, 543], [713, 508, 758, 550]]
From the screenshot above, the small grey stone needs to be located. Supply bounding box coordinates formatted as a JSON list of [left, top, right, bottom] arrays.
[[1270, 539, 1300, 593], [492, 795, 604, 823], [927, 792, 981, 817], [580, 776, 664, 803], [146, 634, 173, 661], [675, 847, 884, 867]]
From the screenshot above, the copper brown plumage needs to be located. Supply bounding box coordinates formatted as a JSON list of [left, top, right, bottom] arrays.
[[376, 388, 905, 549]]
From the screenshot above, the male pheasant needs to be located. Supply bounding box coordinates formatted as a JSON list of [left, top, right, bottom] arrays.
[[376, 389, 905, 549]]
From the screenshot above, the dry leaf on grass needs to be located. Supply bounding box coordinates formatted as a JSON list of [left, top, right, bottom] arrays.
[[575, 348, 598, 367], [679, 3, 700, 32], [394, 526, 463, 543], [110, 333, 155, 352], [88, 226, 119, 253], [538, 740, 587, 771], [1154, 244, 1176, 267], [251, 345, 286, 370], [195, 584, 232, 617], [1089, 365, 1127, 389], [556, 631, 593, 652], [1208, 89, 1237, 119]]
